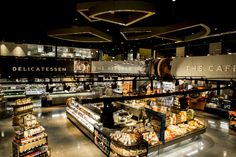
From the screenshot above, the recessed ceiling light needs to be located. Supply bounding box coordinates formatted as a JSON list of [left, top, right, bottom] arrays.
[[172, 0, 176, 2]]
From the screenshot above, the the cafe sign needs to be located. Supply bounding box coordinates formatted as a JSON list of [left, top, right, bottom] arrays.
[[171, 54, 236, 79]]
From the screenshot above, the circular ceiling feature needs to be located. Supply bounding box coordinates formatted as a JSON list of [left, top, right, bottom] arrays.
[[120, 22, 211, 42], [48, 26, 112, 43], [76, 1, 156, 26]]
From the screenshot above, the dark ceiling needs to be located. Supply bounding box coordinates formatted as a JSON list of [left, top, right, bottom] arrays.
[[1, 0, 236, 55]]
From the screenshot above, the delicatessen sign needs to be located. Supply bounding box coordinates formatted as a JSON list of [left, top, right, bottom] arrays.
[[12, 66, 67, 72], [171, 54, 236, 79], [0, 57, 74, 77]]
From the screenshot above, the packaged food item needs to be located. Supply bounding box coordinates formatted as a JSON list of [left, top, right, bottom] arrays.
[[187, 109, 195, 120]]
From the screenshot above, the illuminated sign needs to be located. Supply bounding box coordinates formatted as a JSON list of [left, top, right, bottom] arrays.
[[171, 54, 236, 79]]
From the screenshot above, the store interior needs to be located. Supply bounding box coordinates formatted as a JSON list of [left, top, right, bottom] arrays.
[[1, 1, 236, 157]]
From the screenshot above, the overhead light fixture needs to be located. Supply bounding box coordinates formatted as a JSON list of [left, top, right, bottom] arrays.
[[76, 1, 156, 26], [48, 26, 112, 43]]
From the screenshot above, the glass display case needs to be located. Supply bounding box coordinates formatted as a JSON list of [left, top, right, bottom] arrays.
[[66, 94, 207, 156]]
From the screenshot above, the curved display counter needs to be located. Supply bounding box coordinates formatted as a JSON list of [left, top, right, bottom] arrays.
[[66, 97, 207, 157]]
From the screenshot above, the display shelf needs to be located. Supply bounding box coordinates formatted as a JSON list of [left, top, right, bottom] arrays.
[[19, 123, 41, 132], [15, 126, 45, 139], [75, 107, 98, 125], [13, 108, 34, 116], [94, 129, 110, 147], [66, 107, 95, 133], [95, 135, 110, 147], [14, 132, 47, 145], [66, 110, 94, 140], [81, 86, 232, 104], [110, 137, 145, 148], [12, 98, 50, 157], [83, 103, 103, 115], [67, 90, 208, 156], [12, 102, 33, 107], [77, 103, 100, 121], [145, 108, 166, 143], [70, 105, 99, 125], [23, 149, 48, 157], [4, 94, 26, 99], [110, 151, 147, 157], [12, 142, 49, 157], [94, 138, 110, 156], [12, 138, 47, 154], [110, 142, 147, 157], [148, 125, 206, 153]]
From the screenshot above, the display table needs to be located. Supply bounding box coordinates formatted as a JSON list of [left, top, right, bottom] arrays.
[[66, 98, 207, 157]]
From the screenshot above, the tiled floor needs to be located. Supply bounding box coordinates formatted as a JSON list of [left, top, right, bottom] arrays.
[[0, 106, 236, 157]]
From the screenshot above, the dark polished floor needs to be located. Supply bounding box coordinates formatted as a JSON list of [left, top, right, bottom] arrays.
[[0, 106, 105, 157], [0, 106, 236, 157]]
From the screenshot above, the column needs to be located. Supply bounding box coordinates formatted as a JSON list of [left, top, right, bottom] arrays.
[[176, 47, 185, 57]]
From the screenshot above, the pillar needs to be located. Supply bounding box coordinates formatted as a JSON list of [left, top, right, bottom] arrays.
[[176, 47, 185, 57]]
